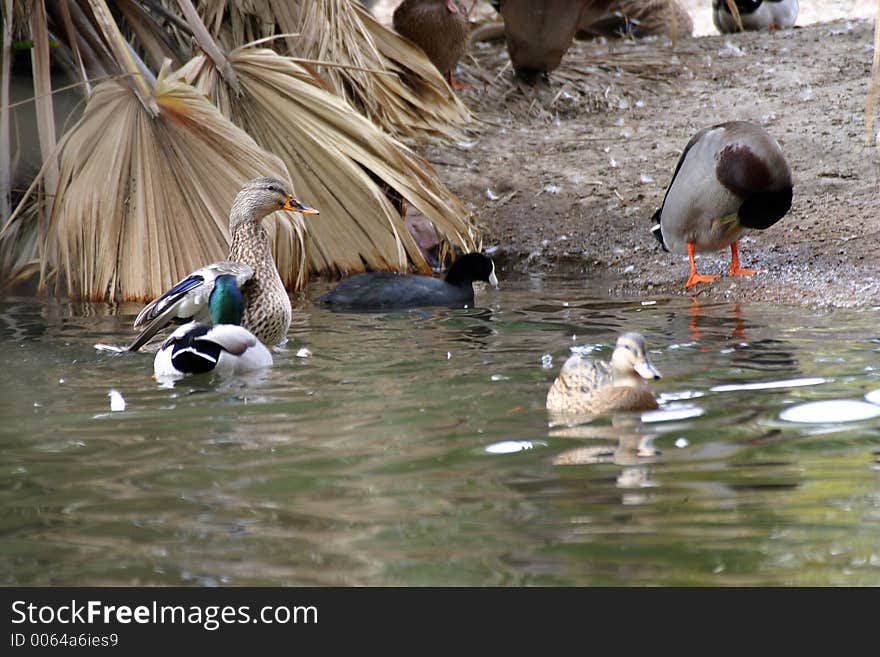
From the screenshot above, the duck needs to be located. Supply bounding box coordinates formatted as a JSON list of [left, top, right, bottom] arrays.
[[316, 252, 498, 310], [153, 274, 273, 378], [712, 0, 798, 33], [546, 332, 661, 415], [496, 0, 614, 80], [128, 177, 319, 351], [650, 121, 793, 289], [393, 0, 470, 89], [578, 0, 694, 39]]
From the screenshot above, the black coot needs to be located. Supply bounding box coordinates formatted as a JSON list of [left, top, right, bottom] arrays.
[[316, 252, 498, 310]]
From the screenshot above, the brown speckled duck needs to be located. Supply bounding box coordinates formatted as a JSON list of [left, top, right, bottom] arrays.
[[578, 0, 693, 39], [497, 0, 614, 80], [546, 332, 661, 416], [651, 121, 793, 289], [128, 177, 319, 351], [393, 0, 470, 88]]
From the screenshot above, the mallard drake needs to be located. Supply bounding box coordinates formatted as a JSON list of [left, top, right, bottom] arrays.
[[713, 0, 798, 33], [546, 332, 661, 415], [651, 121, 793, 289], [393, 0, 470, 88], [128, 177, 319, 351], [497, 0, 614, 80], [153, 274, 273, 378], [316, 252, 498, 310]]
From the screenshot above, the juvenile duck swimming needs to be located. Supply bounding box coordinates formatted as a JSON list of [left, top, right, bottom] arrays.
[[546, 332, 661, 415]]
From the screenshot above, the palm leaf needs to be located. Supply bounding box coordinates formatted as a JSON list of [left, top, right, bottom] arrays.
[[32, 69, 306, 301], [193, 0, 471, 140], [177, 47, 479, 279]]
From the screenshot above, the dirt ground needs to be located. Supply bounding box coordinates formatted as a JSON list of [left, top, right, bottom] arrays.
[[409, 15, 880, 308]]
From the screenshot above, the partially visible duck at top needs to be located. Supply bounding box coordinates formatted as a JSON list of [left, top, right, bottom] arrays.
[[546, 332, 662, 416], [578, 0, 694, 40], [153, 274, 273, 380], [713, 0, 798, 33], [651, 121, 793, 289], [393, 0, 470, 89], [128, 177, 319, 352], [316, 252, 498, 311], [495, 0, 614, 81]]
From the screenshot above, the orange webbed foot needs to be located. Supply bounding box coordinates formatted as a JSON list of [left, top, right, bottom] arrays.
[[447, 72, 469, 90], [685, 272, 720, 289], [728, 266, 766, 277]]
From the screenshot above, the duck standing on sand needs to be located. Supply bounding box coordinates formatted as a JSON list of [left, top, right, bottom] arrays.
[[128, 177, 319, 351], [712, 0, 798, 33], [496, 0, 613, 80], [393, 0, 470, 88], [153, 274, 273, 379], [546, 332, 661, 416], [651, 121, 793, 289]]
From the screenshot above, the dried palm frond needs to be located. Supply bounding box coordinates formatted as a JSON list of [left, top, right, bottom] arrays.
[[6, 70, 308, 301], [723, 0, 745, 32], [193, 0, 470, 141], [177, 47, 479, 280]]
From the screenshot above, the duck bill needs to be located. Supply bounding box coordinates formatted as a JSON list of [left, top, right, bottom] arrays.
[[283, 197, 320, 215], [634, 360, 661, 380]]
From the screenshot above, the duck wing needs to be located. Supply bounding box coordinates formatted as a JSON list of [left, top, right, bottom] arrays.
[[195, 324, 259, 356], [129, 262, 253, 352]]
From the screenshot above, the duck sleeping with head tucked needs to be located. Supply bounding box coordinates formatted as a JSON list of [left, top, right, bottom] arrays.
[[651, 121, 793, 289], [128, 177, 319, 351], [546, 332, 661, 416], [713, 0, 798, 33]]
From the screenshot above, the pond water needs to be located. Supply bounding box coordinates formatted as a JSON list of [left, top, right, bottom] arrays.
[[3, 275, 880, 586]]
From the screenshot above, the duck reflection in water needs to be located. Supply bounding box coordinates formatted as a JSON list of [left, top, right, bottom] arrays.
[[687, 298, 747, 344]]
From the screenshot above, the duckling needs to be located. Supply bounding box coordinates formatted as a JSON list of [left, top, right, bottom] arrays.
[[153, 274, 273, 378], [393, 0, 470, 88], [497, 0, 614, 80], [316, 252, 498, 310], [651, 121, 793, 289], [713, 0, 798, 33], [129, 177, 319, 351], [546, 332, 661, 415]]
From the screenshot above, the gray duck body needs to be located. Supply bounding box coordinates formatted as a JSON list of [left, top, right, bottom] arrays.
[[652, 121, 792, 256]]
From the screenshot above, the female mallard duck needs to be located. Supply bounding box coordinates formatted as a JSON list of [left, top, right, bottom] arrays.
[[713, 0, 798, 33], [128, 177, 319, 351], [316, 252, 498, 310], [393, 0, 470, 88], [497, 0, 614, 80], [153, 274, 273, 378], [650, 121, 793, 289], [546, 332, 661, 415]]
